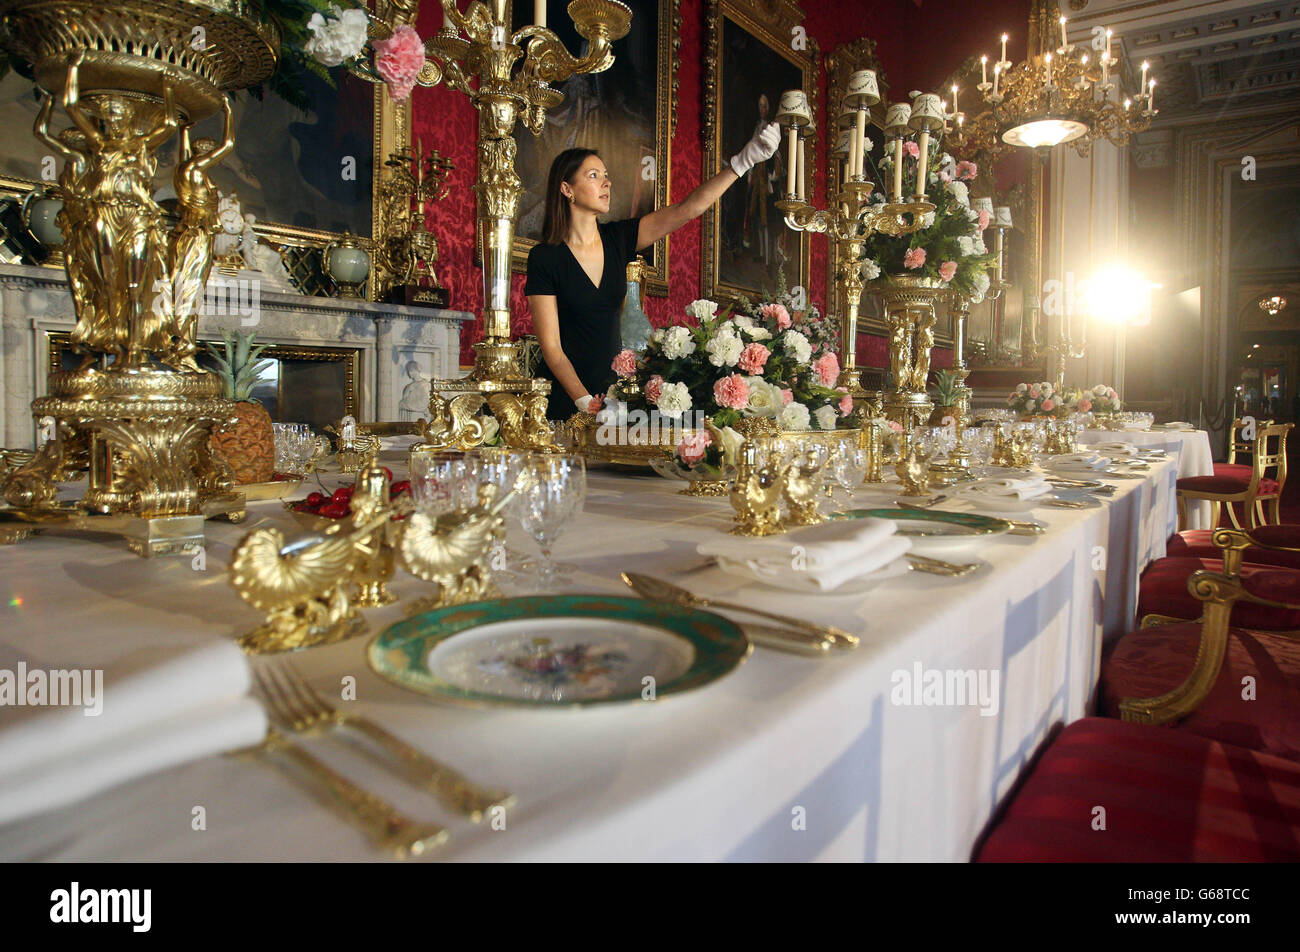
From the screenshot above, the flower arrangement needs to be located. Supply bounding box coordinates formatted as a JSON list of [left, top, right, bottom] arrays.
[[1079, 384, 1122, 414], [858, 139, 996, 301], [1007, 381, 1070, 418], [605, 290, 855, 432], [670, 425, 744, 477]]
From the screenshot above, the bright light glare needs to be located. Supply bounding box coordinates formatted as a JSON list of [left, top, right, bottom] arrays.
[[1003, 118, 1087, 148], [1087, 265, 1155, 324]]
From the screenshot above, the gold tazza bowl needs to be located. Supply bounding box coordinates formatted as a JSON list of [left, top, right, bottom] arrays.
[[0, 0, 280, 119]]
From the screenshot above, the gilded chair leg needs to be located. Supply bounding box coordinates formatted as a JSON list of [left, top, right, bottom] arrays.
[[1272, 496, 1282, 525], [1225, 500, 1243, 530], [1177, 494, 1188, 532], [1119, 601, 1234, 726], [1212, 501, 1222, 529]]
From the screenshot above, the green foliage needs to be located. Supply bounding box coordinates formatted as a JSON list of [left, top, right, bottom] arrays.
[[929, 369, 963, 405], [205, 330, 273, 403]]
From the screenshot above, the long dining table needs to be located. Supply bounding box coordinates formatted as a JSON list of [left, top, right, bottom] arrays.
[[0, 451, 1179, 862]]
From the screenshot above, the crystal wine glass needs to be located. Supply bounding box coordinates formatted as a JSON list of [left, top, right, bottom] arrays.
[[515, 453, 586, 592]]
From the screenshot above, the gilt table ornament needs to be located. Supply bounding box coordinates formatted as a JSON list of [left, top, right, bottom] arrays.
[[0, 0, 279, 556]]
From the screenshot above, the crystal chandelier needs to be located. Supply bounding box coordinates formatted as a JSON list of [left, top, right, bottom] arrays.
[[946, 0, 1156, 157]]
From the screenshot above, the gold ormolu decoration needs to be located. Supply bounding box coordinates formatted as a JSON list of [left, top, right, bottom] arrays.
[[231, 463, 510, 654], [729, 438, 784, 536], [781, 449, 826, 526], [374, 144, 453, 301], [894, 433, 930, 496], [870, 275, 955, 434], [416, 0, 632, 452], [0, 0, 277, 555]]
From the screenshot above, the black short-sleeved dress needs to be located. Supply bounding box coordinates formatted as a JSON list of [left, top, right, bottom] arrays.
[[525, 216, 643, 420]]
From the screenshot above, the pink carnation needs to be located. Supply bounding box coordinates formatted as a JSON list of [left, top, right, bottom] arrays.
[[1041, 399, 1055, 412], [903, 247, 926, 270], [839, 393, 854, 416], [737, 342, 771, 374], [1076, 398, 1092, 413], [374, 25, 426, 102], [781, 388, 793, 405], [759, 302, 792, 329], [939, 169, 953, 183], [977, 209, 991, 231], [611, 348, 637, 378], [938, 260, 958, 282], [812, 351, 840, 387], [956, 160, 978, 181], [676, 431, 712, 466], [713, 373, 751, 410], [1028, 385, 1040, 398], [903, 141, 920, 160], [645, 374, 664, 404]]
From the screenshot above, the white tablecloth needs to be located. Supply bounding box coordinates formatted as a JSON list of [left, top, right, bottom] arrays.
[[1078, 428, 1213, 529], [0, 457, 1178, 862]]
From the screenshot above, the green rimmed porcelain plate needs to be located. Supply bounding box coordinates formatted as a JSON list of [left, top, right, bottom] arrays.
[[830, 508, 1011, 554], [368, 595, 751, 708]]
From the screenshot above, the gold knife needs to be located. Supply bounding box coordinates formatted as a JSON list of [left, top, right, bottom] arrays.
[[621, 572, 859, 648]]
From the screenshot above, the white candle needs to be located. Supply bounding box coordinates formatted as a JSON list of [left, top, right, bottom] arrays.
[[981, 55, 988, 86], [855, 107, 867, 178], [1140, 61, 1148, 92], [951, 84, 959, 115], [915, 131, 931, 197], [993, 62, 1001, 97], [796, 135, 806, 201], [1044, 52, 1052, 86], [785, 126, 797, 196], [1059, 16, 1067, 50], [892, 138, 903, 201], [1148, 79, 1155, 111], [1001, 33, 1008, 64], [1101, 54, 1109, 86], [1105, 29, 1112, 62], [535, 0, 546, 28]]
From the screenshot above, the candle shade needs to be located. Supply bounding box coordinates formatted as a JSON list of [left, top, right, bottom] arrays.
[[844, 69, 880, 107], [972, 197, 994, 215], [776, 89, 812, 127], [994, 206, 1013, 228], [832, 129, 854, 157], [884, 102, 912, 137], [908, 94, 945, 133]]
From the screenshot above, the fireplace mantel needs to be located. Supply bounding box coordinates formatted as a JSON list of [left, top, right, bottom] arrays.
[[0, 262, 474, 446]]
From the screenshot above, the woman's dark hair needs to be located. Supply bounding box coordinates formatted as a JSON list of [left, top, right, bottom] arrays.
[[542, 147, 601, 245]]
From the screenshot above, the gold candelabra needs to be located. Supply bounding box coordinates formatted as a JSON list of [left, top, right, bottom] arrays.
[[773, 76, 929, 398], [415, 0, 633, 452], [946, 0, 1156, 157], [375, 141, 454, 304]]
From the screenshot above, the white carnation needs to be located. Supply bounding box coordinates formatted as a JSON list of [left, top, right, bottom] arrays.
[[705, 329, 743, 367], [813, 404, 839, 430], [860, 258, 882, 280], [974, 234, 987, 254], [743, 325, 772, 341], [782, 329, 812, 364], [957, 236, 975, 256], [305, 8, 369, 67], [964, 206, 980, 224], [685, 298, 719, 322], [660, 326, 696, 359], [946, 179, 970, 207], [921, 210, 936, 228], [655, 381, 692, 419], [972, 271, 991, 298], [779, 402, 811, 430], [649, 327, 665, 344], [730, 314, 755, 330]]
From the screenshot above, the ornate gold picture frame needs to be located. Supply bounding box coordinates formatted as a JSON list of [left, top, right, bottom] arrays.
[[506, 0, 680, 297], [702, 0, 815, 307]]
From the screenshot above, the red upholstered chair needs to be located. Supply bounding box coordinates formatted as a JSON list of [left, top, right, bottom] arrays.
[[974, 718, 1300, 862], [1103, 529, 1300, 761], [1176, 421, 1291, 530], [1165, 526, 1300, 569]]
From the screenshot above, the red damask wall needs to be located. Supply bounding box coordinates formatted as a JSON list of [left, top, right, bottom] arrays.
[[411, 0, 1029, 369]]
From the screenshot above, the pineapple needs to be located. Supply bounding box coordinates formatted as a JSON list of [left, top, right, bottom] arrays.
[[927, 370, 963, 425], [206, 330, 276, 484]]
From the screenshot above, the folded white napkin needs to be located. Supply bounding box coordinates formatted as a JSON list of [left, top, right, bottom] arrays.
[[1046, 452, 1109, 471], [966, 476, 1051, 500], [1093, 441, 1139, 457], [698, 517, 911, 591], [0, 641, 266, 825]]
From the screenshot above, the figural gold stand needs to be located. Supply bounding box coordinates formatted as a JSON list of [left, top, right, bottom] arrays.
[[416, 0, 633, 452], [0, 0, 278, 555]]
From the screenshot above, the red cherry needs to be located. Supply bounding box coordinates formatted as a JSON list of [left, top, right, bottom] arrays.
[[306, 492, 325, 506], [331, 487, 354, 503], [390, 480, 410, 495], [319, 502, 350, 519], [381, 466, 393, 481]]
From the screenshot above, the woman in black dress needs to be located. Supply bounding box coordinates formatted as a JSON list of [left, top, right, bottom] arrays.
[[526, 125, 782, 421]]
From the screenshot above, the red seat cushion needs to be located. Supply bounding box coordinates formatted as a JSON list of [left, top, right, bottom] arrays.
[[1178, 473, 1280, 496], [1100, 622, 1300, 760], [1165, 529, 1300, 569], [1138, 558, 1300, 628], [975, 718, 1300, 862]]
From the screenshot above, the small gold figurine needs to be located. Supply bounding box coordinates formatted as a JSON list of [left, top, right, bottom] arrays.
[[730, 441, 785, 536], [895, 436, 930, 496], [781, 449, 826, 526]]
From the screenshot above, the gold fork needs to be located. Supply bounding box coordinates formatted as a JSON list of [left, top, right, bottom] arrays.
[[256, 664, 515, 823], [249, 726, 449, 859]]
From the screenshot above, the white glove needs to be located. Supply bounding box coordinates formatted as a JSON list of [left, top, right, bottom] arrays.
[[729, 122, 782, 179], [575, 394, 598, 415]]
